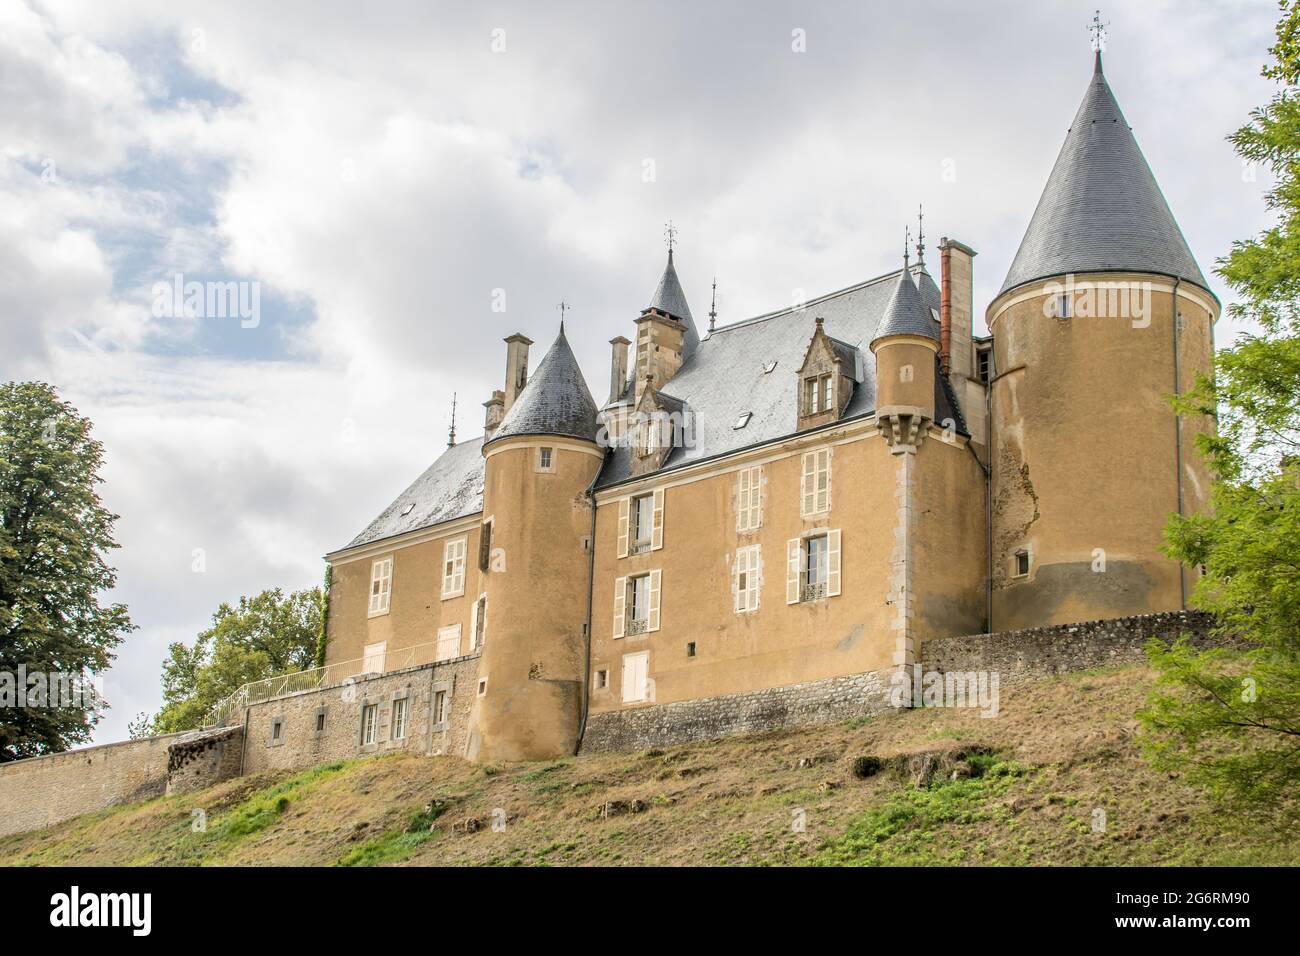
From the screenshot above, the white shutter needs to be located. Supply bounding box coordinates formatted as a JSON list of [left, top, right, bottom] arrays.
[[612, 576, 626, 639], [801, 453, 816, 516], [362, 641, 386, 674], [617, 498, 630, 558], [651, 488, 664, 550], [786, 538, 802, 605], [750, 466, 763, 530], [817, 449, 832, 514], [436, 624, 461, 661], [647, 569, 661, 632], [737, 469, 751, 533], [733, 548, 747, 613], [827, 529, 842, 597], [369, 558, 392, 614], [622, 651, 648, 703], [441, 538, 466, 598]]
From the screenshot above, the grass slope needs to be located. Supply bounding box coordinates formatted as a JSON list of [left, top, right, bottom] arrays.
[[1, 664, 1294, 867]]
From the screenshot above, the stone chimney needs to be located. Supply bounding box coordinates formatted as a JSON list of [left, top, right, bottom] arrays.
[[483, 389, 505, 436], [608, 336, 630, 405], [939, 238, 977, 381], [502, 333, 533, 414]]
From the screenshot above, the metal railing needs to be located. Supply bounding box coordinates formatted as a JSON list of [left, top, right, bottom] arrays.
[[204, 640, 444, 728]]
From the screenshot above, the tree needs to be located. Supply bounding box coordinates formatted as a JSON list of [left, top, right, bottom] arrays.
[[150, 587, 322, 733], [0, 382, 133, 761], [1140, 1, 1300, 818]]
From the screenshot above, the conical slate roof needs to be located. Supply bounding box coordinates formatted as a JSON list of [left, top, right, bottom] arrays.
[[870, 266, 938, 347], [646, 250, 701, 358], [486, 326, 600, 446], [999, 53, 1209, 296]]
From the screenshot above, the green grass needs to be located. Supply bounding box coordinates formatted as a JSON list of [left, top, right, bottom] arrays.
[[336, 800, 450, 867]]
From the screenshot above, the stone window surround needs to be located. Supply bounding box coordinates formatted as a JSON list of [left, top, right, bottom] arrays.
[[430, 678, 453, 733], [268, 715, 285, 747]]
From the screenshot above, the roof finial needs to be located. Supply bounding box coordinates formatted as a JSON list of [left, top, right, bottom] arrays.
[[903, 226, 911, 269], [664, 219, 678, 258], [447, 392, 458, 448], [708, 277, 717, 333], [1089, 9, 1108, 72], [557, 299, 571, 332], [915, 204, 926, 267]]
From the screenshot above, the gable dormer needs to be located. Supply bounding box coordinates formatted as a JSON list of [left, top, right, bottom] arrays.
[[629, 378, 687, 478], [796, 317, 858, 430]]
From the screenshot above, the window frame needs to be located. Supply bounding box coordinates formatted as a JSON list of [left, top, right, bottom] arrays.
[[801, 448, 832, 517], [440, 536, 468, 599], [390, 695, 409, 741], [536, 446, 555, 473], [360, 703, 379, 746], [368, 557, 393, 617], [734, 544, 761, 613]]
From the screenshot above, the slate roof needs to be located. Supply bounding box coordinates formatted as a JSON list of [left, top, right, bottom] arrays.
[[871, 267, 941, 345], [999, 53, 1210, 296], [597, 264, 962, 488], [646, 250, 701, 359], [486, 327, 600, 447], [338, 437, 485, 552]]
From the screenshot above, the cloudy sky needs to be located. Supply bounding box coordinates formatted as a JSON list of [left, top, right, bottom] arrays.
[[1, 0, 1281, 743]]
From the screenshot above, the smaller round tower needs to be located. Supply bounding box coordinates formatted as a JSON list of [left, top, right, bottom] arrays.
[[870, 265, 939, 445], [465, 327, 604, 763]]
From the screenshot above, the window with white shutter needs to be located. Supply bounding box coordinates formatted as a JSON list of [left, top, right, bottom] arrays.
[[651, 488, 664, 550], [800, 448, 832, 517], [826, 529, 842, 597], [621, 651, 649, 703], [630, 494, 653, 554], [737, 465, 763, 533], [368, 557, 393, 616], [362, 641, 386, 674], [647, 569, 661, 632], [612, 575, 627, 639], [617, 498, 630, 558], [435, 624, 461, 662], [734, 545, 761, 613], [787, 530, 841, 603], [440, 537, 467, 599], [786, 539, 802, 605]]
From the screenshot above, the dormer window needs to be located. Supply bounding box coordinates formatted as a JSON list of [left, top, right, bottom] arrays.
[[803, 374, 834, 416]]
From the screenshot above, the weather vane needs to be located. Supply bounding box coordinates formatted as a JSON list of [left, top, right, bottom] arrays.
[[557, 299, 571, 330], [447, 392, 457, 448], [903, 225, 911, 268], [916, 204, 926, 266], [664, 220, 678, 253], [708, 277, 718, 333], [1089, 10, 1109, 53]]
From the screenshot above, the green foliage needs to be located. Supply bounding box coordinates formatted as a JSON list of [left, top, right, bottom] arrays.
[[1147, 2, 1300, 820], [0, 382, 134, 760], [150, 586, 323, 733], [336, 800, 448, 867], [314, 564, 332, 669]]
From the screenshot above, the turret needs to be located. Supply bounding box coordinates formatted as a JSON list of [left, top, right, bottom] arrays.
[[871, 266, 939, 449], [633, 248, 699, 402], [985, 52, 1219, 630], [466, 327, 604, 762]]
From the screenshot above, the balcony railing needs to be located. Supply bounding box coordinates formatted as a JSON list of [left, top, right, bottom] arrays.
[[801, 582, 827, 603], [203, 639, 444, 728], [627, 617, 649, 636]]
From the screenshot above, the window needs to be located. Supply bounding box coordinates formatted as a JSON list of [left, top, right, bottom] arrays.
[[271, 718, 283, 742], [733, 412, 752, 430], [471, 595, 487, 650], [595, 669, 608, 690], [802, 374, 834, 416], [400, 502, 415, 516], [1014, 549, 1031, 577], [478, 519, 493, 571], [360, 703, 378, 746], [441, 536, 467, 599], [801, 448, 832, 516], [618, 489, 664, 556], [735, 544, 761, 613], [315, 711, 326, 734], [433, 690, 448, 725], [436, 624, 461, 662], [1052, 293, 1072, 319], [477, 678, 488, 696], [391, 697, 408, 740], [763, 360, 778, 374], [786, 531, 842, 604], [368, 557, 393, 615], [976, 347, 992, 384], [737, 465, 762, 532], [686, 642, 696, 658], [362, 641, 386, 674], [621, 651, 649, 704], [536, 446, 554, 472], [613, 570, 661, 638]]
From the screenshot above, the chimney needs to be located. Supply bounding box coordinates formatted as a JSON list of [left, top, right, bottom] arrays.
[[608, 336, 630, 405], [938, 238, 976, 381], [502, 333, 533, 414], [483, 390, 505, 436]]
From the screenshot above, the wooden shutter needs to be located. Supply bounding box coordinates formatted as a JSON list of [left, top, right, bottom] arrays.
[[827, 529, 842, 597], [786, 539, 802, 604], [617, 498, 630, 558], [612, 576, 626, 639], [750, 466, 763, 530], [647, 569, 661, 632], [651, 488, 664, 550], [801, 453, 816, 516], [737, 469, 751, 532], [734, 548, 747, 612], [817, 449, 832, 513]]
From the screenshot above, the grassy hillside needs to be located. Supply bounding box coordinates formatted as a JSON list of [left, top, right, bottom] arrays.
[[2, 664, 1295, 866]]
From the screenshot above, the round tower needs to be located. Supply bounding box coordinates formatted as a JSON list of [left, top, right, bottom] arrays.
[[871, 265, 939, 437], [986, 52, 1219, 630], [465, 327, 604, 763]]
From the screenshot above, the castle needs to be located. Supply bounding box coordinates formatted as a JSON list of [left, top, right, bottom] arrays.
[[319, 50, 1219, 763]]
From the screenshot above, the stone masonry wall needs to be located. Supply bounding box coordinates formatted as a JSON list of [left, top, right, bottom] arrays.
[[165, 726, 245, 796], [241, 654, 479, 775], [0, 732, 188, 837], [581, 610, 1222, 753]]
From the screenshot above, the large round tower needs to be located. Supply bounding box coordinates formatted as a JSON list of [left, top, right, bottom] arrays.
[[986, 52, 1219, 631], [465, 327, 604, 763]]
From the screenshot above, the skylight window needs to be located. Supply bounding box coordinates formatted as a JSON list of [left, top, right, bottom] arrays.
[[733, 412, 752, 430], [400, 503, 415, 516], [763, 361, 778, 374]]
